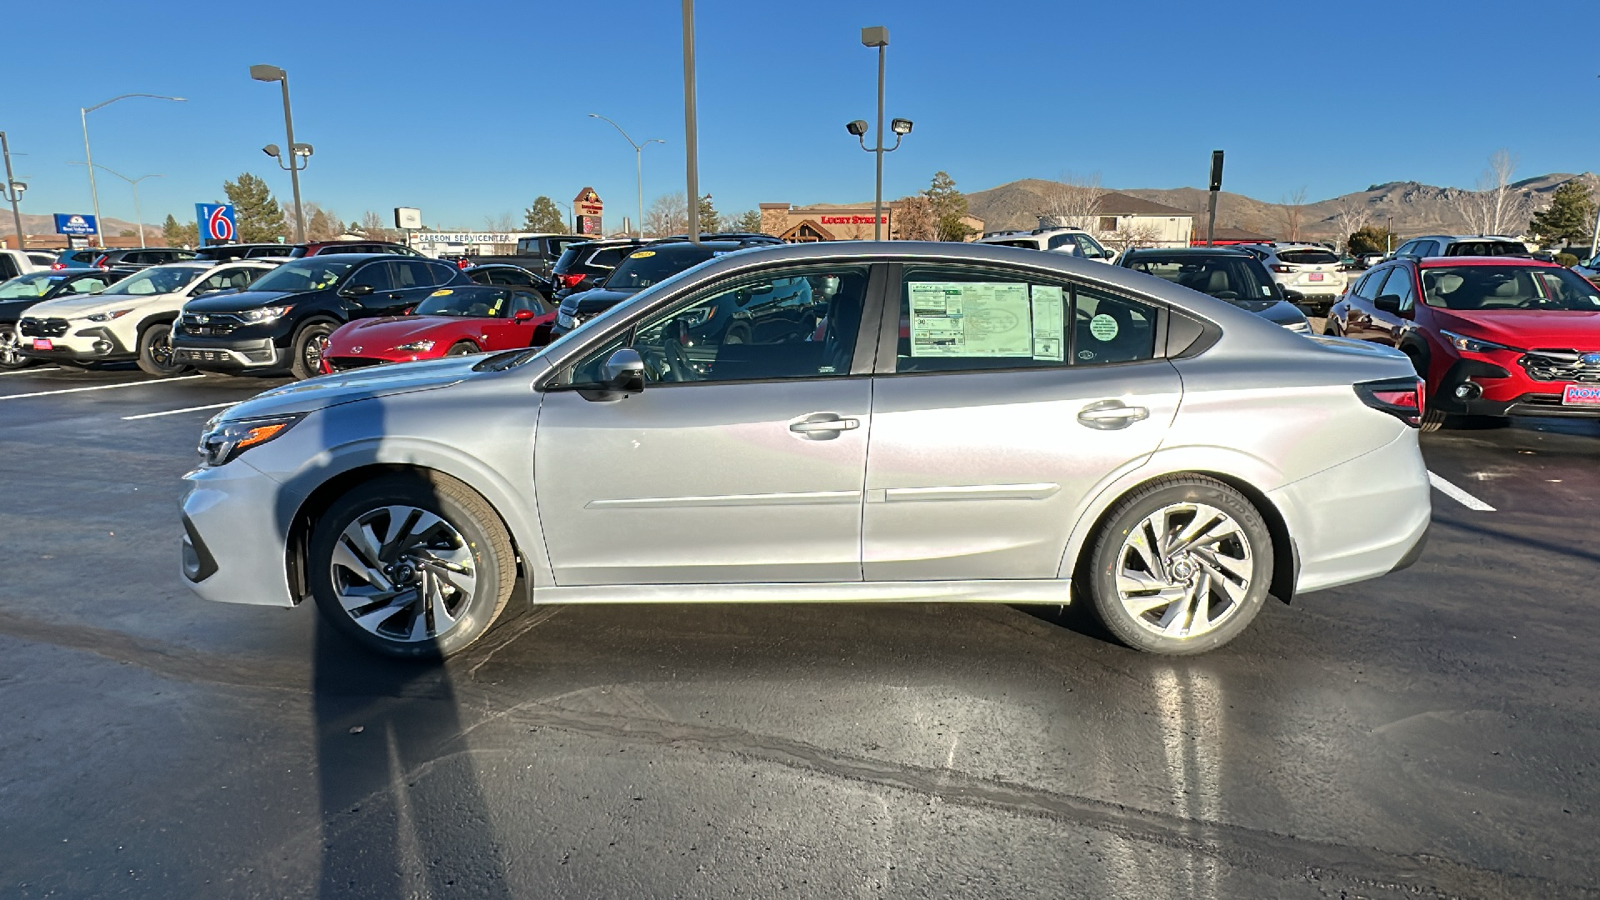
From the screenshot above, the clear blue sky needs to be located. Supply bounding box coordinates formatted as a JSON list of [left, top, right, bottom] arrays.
[[3, 0, 1594, 233]]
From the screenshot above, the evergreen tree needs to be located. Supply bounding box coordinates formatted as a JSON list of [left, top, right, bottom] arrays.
[[925, 172, 974, 242], [731, 209, 764, 233], [522, 196, 567, 233], [1348, 224, 1402, 256], [697, 194, 719, 233], [161, 213, 198, 248], [1528, 181, 1596, 246], [222, 173, 287, 243]]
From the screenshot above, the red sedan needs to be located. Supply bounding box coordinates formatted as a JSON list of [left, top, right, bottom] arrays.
[[1327, 256, 1600, 430], [321, 285, 554, 373]]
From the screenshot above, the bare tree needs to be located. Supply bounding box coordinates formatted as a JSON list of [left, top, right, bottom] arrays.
[[1104, 219, 1163, 252], [1330, 196, 1370, 251], [1038, 172, 1106, 231], [1281, 186, 1309, 242], [1450, 149, 1531, 235], [483, 212, 516, 232], [358, 210, 397, 242], [893, 195, 936, 240], [645, 192, 689, 236]]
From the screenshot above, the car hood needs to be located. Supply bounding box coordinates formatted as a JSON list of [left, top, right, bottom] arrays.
[[328, 315, 486, 350], [219, 355, 483, 419], [23, 291, 178, 319], [564, 287, 639, 315], [1431, 308, 1600, 350], [183, 288, 301, 312]]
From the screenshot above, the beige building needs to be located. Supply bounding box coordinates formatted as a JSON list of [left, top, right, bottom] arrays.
[[760, 201, 982, 242]]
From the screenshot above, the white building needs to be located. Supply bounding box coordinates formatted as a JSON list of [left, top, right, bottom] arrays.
[[406, 232, 537, 258], [1043, 192, 1195, 248]]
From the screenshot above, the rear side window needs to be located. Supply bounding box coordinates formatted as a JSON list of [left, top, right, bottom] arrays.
[[1276, 250, 1339, 265], [0, 256, 18, 279], [895, 267, 1158, 374], [589, 247, 629, 268], [347, 263, 395, 292], [1352, 268, 1385, 300]]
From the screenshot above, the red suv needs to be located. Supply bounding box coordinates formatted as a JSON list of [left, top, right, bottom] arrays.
[[1327, 256, 1600, 430]]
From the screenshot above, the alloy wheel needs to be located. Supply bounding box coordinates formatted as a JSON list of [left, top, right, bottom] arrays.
[[0, 327, 21, 367], [1113, 502, 1254, 640], [328, 505, 478, 643]]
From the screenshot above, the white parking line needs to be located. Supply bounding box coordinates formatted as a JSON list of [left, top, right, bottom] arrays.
[[121, 402, 237, 421], [0, 375, 201, 401], [0, 367, 62, 376], [1428, 470, 1496, 512]]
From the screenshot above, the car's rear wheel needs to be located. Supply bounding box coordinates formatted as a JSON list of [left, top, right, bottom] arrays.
[[445, 341, 478, 356], [308, 474, 517, 659], [136, 323, 191, 376], [0, 323, 35, 369], [291, 321, 336, 380], [1080, 476, 1273, 655]]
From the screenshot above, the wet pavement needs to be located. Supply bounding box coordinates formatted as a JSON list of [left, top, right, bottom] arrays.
[[1, 363, 1597, 899]]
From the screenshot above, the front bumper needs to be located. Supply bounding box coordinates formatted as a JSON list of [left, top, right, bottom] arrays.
[[172, 335, 289, 371], [18, 326, 132, 362], [181, 459, 301, 607], [1429, 358, 1600, 418]]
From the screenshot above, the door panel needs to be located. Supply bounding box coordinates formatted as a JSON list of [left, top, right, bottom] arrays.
[[535, 379, 872, 586], [863, 363, 1181, 580]]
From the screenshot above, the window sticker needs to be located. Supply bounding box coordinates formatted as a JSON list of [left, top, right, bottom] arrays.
[[1029, 285, 1065, 361], [908, 281, 1031, 357], [629, 250, 656, 259], [1089, 313, 1119, 342]]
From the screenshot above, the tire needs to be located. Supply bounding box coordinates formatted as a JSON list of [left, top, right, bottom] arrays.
[[445, 341, 478, 357], [136, 323, 191, 376], [0, 323, 36, 370], [290, 320, 337, 381], [1079, 475, 1274, 655], [1403, 350, 1446, 433], [1322, 320, 1342, 338], [308, 473, 517, 659]]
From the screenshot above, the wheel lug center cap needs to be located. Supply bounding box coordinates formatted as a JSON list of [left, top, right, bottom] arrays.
[[393, 563, 417, 584], [1169, 558, 1196, 582]]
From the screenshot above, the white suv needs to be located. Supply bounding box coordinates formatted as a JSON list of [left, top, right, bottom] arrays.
[[19, 260, 277, 375], [975, 227, 1115, 263], [1246, 244, 1346, 313]]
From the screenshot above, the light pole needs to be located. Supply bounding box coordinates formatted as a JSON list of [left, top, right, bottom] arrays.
[[67, 163, 162, 248], [80, 93, 186, 249], [851, 27, 911, 240], [682, 0, 701, 243], [250, 65, 311, 243], [589, 114, 663, 240], [0, 132, 25, 251]]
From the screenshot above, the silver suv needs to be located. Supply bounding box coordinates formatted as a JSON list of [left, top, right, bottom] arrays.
[[181, 242, 1431, 660], [1393, 235, 1529, 259], [976, 227, 1115, 262]]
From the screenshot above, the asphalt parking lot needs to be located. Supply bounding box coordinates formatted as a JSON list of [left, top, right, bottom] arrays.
[[2, 363, 1598, 899]]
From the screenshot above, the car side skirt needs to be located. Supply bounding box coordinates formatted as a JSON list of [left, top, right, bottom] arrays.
[[532, 579, 1073, 606]]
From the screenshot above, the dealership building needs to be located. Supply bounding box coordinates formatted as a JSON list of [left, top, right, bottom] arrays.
[[759, 202, 983, 242]]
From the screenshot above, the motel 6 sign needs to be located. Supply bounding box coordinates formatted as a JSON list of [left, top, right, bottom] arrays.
[[196, 204, 237, 244]]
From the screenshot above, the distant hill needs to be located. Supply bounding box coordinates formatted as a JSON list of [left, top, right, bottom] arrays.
[[967, 173, 1600, 241]]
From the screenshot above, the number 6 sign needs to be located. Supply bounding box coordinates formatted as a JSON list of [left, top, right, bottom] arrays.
[[195, 203, 237, 244]]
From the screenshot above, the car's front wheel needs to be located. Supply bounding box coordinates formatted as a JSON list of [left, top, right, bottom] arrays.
[[1080, 475, 1273, 655], [136, 323, 191, 376], [291, 321, 336, 380], [309, 473, 517, 659], [0, 323, 35, 369], [445, 341, 478, 357]]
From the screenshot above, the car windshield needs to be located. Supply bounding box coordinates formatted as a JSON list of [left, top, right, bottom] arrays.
[[0, 272, 69, 298], [1277, 249, 1339, 265], [245, 258, 357, 293], [604, 246, 717, 290], [1127, 256, 1279, 303], [1422, 265, 1600, 311], [415, 289, 508, 317], [98, 266, 203, 296]]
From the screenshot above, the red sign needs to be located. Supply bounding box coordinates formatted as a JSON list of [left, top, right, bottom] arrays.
[[577, 215, 603, 235], [819, 215, 886, 225]]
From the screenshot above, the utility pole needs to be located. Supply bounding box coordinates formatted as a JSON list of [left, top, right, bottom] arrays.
[[681, 0, 700, 244]]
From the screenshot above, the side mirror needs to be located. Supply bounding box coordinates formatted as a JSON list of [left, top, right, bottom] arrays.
[[343, 283, 375, 297], [1373, 293, 1404, 313], [600, 347, 645, 393], [513, 308, 536, 321]]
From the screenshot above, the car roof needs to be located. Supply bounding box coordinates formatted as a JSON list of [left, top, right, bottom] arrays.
[[1416, 256, 1562, 268], [1124, 247, 1251, 257]]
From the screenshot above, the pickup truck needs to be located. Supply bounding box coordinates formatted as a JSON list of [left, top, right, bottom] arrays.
[[0, 248, 44, 281]]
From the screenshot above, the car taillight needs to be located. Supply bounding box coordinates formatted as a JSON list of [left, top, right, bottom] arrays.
[[558, 273, 584, 289], [457, 258, 471, 269], [50, 263, 65, 270], [1355, 377, 1425, 428], [93, 255, 109, 268], [1270, 264, 1294, 273]]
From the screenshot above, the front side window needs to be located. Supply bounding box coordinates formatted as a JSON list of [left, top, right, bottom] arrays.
[[1378, 266, 1417, 312], [1352, 267, 1386, 300], [416, 288, 509, 317], [895, 267, 1158, 374], [572, 266, 869, 385]]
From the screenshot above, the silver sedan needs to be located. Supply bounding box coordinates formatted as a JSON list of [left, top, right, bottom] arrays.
[[181, 241, 1431, 658]]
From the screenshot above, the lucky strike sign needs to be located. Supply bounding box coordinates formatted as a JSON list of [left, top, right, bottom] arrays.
[[819, 214, 887, 225]]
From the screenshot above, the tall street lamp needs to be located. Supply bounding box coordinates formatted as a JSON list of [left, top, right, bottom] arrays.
[[81, 93, 186, 249], [0, 131, 26, 251], [68, 163, 162, 248], [850, 27, 912, 240], [250, 65, 311, 243], [589, 114, 664, 239]]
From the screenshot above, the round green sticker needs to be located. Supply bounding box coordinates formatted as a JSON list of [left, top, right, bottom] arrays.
[[1089, 313, 1119, 341]]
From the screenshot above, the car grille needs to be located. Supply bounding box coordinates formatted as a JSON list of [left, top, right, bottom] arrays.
[[180, 312, 245, 337], [326, 356, 385, 372], [20, 318, 70, 338], [1519, 349, 1600, 384]]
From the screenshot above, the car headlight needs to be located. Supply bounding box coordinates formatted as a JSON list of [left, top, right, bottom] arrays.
[[395, 340, 435, 352], [198, 414, 302, 467], [240, 305, 292, 323], [1286, 319, 1311, 333], [1440, 330, 1515, 354], [84, 308, 134, 322]]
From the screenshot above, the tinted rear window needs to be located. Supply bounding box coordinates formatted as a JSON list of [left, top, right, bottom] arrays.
[[1445, 241, 1526, 257], [1277, 250, 1339, 265], [604, 246, 718, 290], [551, 247, 584, 274]]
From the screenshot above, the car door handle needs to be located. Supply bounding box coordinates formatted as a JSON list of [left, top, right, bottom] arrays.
[[789, 414, 860, 439], [1077, 401, 1149, 430]]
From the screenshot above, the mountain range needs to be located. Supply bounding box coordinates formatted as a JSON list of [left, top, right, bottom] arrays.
[[966, 173, 1600, 241]]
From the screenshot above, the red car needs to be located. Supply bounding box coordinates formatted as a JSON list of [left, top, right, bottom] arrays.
[[321, 284, 554, 373], [1327, 256, 1600, 430]]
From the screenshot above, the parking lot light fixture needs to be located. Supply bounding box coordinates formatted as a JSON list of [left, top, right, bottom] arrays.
[[849, 27, 911, 240], [589, 114, 664, 239], [250, 65, 306, 242], [79, 93, 186, 249]]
